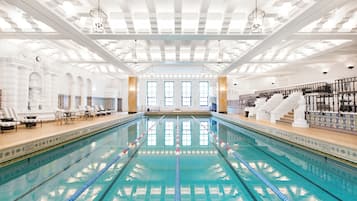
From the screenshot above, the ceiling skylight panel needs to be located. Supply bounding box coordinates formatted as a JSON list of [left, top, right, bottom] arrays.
[[124, 52, 133, 61], [180, 47, 190, 61], [61, 1, 76, 17], [137, 48, 147, 61], [279, 2, 293, 19], [108, 65, 116, 73], [109, 12, 128, 33], [182, 13, 199, 33], [150, 47, 161, 61], [157, 13, 174, 33], [10, 12, 32, 31], [299, 20, 319, 32], [276, 49, 289, 60], [239, 64, 248, 73], [194, 47, 205, 61], [100, 65, 108, 73], [165, 46, 176, 61], [34, 20, 55, 32], [321, 9, 344, 31], [340, 13, 356, 32], [132, 13, 151, 33], [156, 0, 174, 12], [228, 13, 247, 33], [205, 13, 223, 33], [222, 53, 231, 62], [247, 65, 256, 73], [0, 18, 12, 30], [182, 0, 201, 13], [252, 53, 264, 61], [208, 48, 219, 62]]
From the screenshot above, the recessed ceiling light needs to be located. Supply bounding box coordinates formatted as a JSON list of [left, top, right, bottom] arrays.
[[347, 65, 354, 69]]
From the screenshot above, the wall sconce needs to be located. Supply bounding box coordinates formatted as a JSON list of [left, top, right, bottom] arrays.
[[348, 65, 354, 69], [129, 86, 136, 92], [220, 86, 226, 91], [322, 71, 328, 75]]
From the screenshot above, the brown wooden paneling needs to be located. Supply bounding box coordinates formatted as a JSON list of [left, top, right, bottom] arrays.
[[218, 76, 227, 113], [128, 76, 137, 113]]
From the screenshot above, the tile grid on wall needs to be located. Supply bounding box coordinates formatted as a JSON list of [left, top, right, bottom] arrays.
[[0, 113, 143, 165], [212, 113, 357, 164], [306, 112, 357, 133]]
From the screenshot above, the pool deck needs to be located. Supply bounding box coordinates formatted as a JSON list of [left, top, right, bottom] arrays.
[[212, 113, 357, 165], [0, 113, 143, 166], [1, 111, 356, 166]]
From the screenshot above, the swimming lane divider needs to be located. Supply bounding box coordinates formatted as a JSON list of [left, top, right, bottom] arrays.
[[191, 116, 289, 201], [67, 115, 165, 201], [175, 116, 181, 201], [209, 132, 290, 201]]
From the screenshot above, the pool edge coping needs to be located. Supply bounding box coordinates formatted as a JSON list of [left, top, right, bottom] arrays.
[[211, 112, 357, 167], [0, 113, 144, 167]]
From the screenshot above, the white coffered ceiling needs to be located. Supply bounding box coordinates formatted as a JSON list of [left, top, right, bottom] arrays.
[[0, 0, 356, 78]]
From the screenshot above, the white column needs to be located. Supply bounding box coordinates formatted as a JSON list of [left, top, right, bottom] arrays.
[[43, 71, 52, 111], [17, 66, 30, 113], [293, 95, 309, 128], [2, 64, 18, 108], [51, 74, 58, 111]]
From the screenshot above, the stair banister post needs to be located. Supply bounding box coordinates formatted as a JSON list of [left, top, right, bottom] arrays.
[[292, 95, 309, 128]]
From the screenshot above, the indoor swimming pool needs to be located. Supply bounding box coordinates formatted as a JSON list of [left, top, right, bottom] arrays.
[[0, 116, 356, 201]]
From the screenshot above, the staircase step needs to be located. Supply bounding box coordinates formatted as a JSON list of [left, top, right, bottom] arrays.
[[281, 117, 294, 122], [277, 119, 292, 125], [283, 114, 294, 119]]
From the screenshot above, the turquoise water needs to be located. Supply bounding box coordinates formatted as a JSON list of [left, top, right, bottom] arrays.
[[0, 116, 356, 201]]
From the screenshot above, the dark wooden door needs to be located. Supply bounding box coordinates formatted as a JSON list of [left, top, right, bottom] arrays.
[[117, 98, 122, 112]]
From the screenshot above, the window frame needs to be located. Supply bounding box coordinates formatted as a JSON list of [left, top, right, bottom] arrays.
[[147, 81, 157, 106], [199, 81, 209, 106], [164, 81, 174, 106], [181, 81, 192, 106]]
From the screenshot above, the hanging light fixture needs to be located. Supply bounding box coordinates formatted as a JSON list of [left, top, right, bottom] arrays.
[[89, 0, 107, 33], [248, 0, 265, 32]]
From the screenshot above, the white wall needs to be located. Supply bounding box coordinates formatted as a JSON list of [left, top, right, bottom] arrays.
[[230, 63, 357, 96], [0, 56, 128, 113], [137, 78, 217, 112]]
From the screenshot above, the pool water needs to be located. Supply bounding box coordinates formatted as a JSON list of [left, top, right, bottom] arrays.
[[0, 116, 356, 201]]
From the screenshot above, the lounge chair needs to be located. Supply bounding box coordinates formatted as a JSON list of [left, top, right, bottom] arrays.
[[94, 105, 106, 116], [2, 107, 42, 128], [84, 106, 96, 119], [0, 111, 20, 133], [99, 105, 111, 115]]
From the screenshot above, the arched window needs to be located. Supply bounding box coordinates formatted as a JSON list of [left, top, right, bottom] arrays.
[[28, 72, 42, 110]]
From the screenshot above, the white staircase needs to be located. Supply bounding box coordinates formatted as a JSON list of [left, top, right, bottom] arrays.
[[256, 94, 283, 121], [270, 92, 302, 123], [248, 98, 267, 118]]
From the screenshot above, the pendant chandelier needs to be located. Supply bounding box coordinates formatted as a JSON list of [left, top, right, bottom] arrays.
[[248, 0, 265, 32], [89, 0, 107, 33]]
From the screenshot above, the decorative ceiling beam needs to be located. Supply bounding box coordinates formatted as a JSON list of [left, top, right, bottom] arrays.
[[220, 0, 238, 34], [175, 42, 180, 61], [146, 0, 159, 34], [159, 41, 166, 61], [1, 32, 355, 41], [174, 0, 182, 33], [197, 0, 211, 34], [222, 0, 352, 74], [117, 0, 136, 34], [6, 0, 134, 74]]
